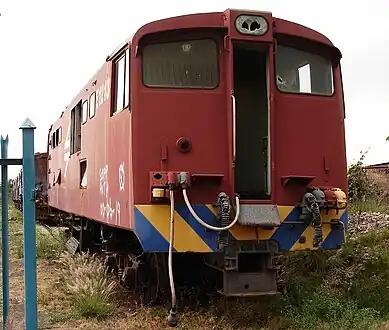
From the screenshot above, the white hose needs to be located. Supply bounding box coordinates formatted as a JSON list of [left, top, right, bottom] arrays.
[[182, 188, 240, 231], [168, 190, 177, 310]]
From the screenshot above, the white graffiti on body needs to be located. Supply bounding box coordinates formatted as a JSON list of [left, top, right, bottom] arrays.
[[118, 162, 125, 191], [98, 163, 125, 226], [96, 77, 111, 111]]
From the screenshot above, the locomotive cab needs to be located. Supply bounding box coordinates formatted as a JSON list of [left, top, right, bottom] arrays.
[[130, 9, 347, 298]]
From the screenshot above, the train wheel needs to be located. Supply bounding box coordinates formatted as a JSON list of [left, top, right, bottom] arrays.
[[123, 253, 168, 306], [139, 253, 168, 306]]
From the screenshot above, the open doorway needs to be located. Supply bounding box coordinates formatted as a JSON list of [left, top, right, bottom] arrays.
[[233, 43, 270, 200], [70, 101, 82, 155]]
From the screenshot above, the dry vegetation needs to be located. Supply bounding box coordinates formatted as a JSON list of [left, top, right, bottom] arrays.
[[2, 159, 389, 329]]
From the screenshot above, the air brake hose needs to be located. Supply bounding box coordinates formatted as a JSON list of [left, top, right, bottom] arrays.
[[167, 189, 179, 327], [182, 189, 240, 231], [304, 193, 323, 248]]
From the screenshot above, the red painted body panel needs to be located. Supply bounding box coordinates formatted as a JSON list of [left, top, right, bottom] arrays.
[[274, 18, 334, 46], [274, 92, 347, 205], [132, 30, 232, 204], [132, 12, 334, 49], [47, 62, 133, 229], [46, 8, 347, 232], [132, 13, 223, 48]]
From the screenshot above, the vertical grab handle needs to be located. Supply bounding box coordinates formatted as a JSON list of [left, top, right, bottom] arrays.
[[231, 93, 236, 163]]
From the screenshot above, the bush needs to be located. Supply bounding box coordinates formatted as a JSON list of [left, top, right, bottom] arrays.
[[347, 152, 377, 203], [58, 251, 119, 318], [347, 151, 389, 213], [16, 225, 66, 260]]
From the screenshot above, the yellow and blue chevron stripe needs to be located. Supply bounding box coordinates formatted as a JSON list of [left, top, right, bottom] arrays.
[[133, 204, 348, 252]]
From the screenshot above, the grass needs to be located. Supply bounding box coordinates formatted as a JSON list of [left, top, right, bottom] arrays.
[[57, 251, 118, 318], [271, 222, 389, 329], [349, 198, 389, 214], [281, 292, 380, 330]]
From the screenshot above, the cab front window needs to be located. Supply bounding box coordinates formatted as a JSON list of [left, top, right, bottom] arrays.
[[275, 45, 334, 96], [142, 39, 219, 89]]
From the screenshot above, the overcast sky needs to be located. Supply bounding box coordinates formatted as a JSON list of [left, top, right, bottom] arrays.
[[0, 0, 387, 178]]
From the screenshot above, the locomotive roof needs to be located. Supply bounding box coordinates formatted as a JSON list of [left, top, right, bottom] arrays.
[[53, 9, 339, 128], [106, 10, 336, 61]]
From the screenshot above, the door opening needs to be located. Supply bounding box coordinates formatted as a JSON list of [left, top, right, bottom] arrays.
[[70, 101, 82, 155], [233, 44, 270, 200]]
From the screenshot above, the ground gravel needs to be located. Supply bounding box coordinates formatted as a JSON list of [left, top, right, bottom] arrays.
[[348, 211, 389, 235]]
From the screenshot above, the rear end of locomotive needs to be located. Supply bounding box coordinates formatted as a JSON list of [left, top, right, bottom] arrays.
[[131, 9, 347, 303], [11, 152, 49, 221]]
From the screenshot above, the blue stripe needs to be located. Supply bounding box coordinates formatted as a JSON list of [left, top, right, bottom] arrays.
[[270, 207, 308, 251], [341, 209, 349, 230], [133, 207, 171, 252], [175, 204, 218, 251], [133, 205, 348, 253], [321, 210, 348, 250]]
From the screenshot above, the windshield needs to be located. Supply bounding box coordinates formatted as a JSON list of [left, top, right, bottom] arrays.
[[275, 45, 334, 96], [142, 39, 219, 89]]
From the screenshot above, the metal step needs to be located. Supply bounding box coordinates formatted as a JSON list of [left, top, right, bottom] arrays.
[[221, 270, 278, 297]]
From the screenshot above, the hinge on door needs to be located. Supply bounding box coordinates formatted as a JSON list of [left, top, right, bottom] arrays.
[[223, 35, 230, 51]]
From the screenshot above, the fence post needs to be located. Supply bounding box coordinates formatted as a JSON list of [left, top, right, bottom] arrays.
[[1, 135, 9, 328], [20, 119, 37, 330]]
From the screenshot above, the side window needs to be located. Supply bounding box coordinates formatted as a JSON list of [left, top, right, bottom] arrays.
[[89, 92, 96, 118], [80, 159, 87, 188], [113, 48, 130, 114], [51, 132, 56, 149], [58, 127, 62, 143], [70, 101, 82, 155], [125, 48, 130, 107], [51, 127, 62, 149], [82, 100, 88, 124], [275, 45, 334, 96], [55, 128, 59, 144]]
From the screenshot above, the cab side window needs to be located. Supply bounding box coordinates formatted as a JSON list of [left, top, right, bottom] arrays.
[[113, 48, 130, 114], [275, 45, 334, 96]]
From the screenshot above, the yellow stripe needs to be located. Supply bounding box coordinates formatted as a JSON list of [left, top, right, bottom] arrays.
[[290, 209, 346, 251], [257, 227, 277, 240], [206, 204, 258, 240], [277, 206, 295, 222], [206, 204, 294, 241], [323, 208, 346, 221], [290, 224, 331, 251], [135, 205, 212, 252], [206, 204, 217, 215], [257, 206, 295, 239]]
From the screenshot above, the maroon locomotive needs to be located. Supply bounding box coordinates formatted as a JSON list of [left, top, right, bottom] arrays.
[[19, 8, 348, 325], [11, 152, 50, 223]]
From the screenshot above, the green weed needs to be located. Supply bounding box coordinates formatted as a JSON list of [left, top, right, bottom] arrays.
[[58, 251, 119, 319]]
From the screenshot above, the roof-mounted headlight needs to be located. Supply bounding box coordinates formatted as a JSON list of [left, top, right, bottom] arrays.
[[235, 15, 268, 36]]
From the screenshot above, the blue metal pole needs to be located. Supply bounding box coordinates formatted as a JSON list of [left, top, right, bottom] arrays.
[[1, 135, 9, 329], [20, 118, 37, 330]]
